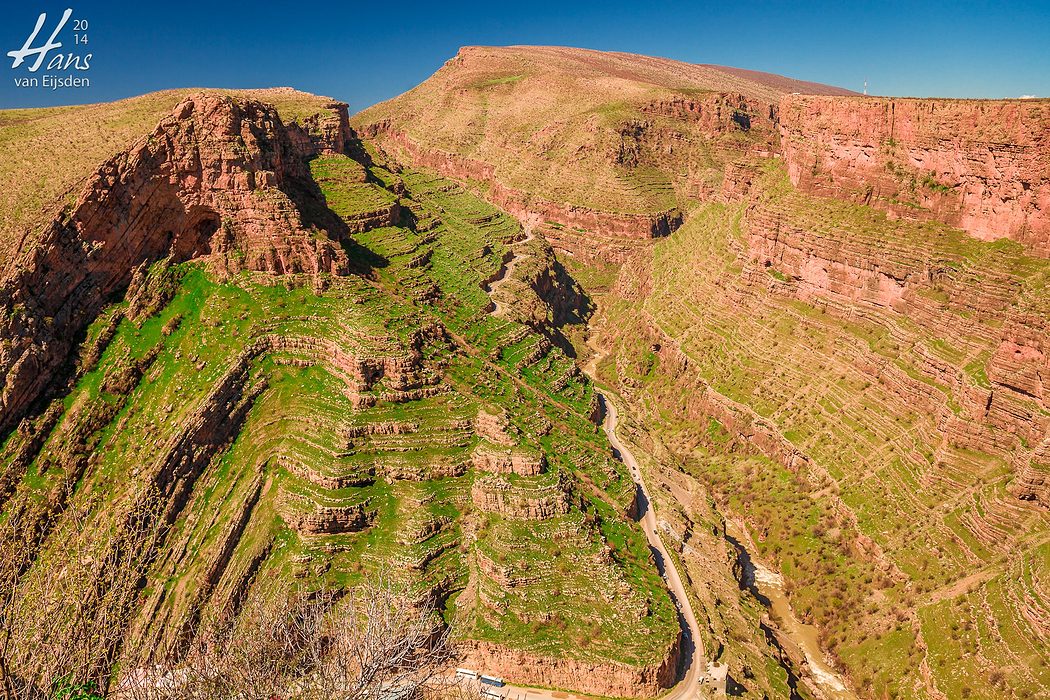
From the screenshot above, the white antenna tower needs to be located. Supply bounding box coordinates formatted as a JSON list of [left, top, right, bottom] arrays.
[[864, 79, 868, 95]]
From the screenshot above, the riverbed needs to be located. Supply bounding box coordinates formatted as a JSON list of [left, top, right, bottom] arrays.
[[726, 521, 857, 700]]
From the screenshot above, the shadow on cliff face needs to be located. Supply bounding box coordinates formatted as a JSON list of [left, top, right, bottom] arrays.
[[170, 212, 220, 260], [512, 245, 592, 360], [725, 531, 772, 608], [630, 481, 698, 689], [0, 186, 231, 444], [285, 160, 389, 275], [546, 257, 592, 359]]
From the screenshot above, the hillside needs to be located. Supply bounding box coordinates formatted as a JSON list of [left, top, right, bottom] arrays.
[[355, 46, 854, 235], [355, 45, 1050, 700], [2, 43, 1048, 700], [0, 90, 702, 698]]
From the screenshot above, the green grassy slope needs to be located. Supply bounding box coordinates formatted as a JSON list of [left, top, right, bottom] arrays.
[[0, 131, 678, 685]]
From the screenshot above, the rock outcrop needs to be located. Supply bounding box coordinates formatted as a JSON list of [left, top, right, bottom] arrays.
[[471, 445, 546, 476], [1012, 439, 1050, 506], [283, 497, 374, 535], [471, 474, 570, 519], [459, 635, 681, 698], [779, 95, 1050, 253], [640, 92, 777, 140], [0, 94, 353, 433], [475, 408, 515, 446], [285, 99, 355, 157]]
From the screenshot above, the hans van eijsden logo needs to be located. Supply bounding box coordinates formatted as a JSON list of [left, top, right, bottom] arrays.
[[8, 8, 92, 90]]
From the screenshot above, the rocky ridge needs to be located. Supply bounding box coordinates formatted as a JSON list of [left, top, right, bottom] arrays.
[[353, 45, 849, 242], [0, 93, 355, 434]]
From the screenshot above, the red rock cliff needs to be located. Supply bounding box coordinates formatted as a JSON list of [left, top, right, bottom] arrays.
[[779, 95, 1050, 254], [284, 99, 355, 157], [0, 93, 352, 433], [460, 634, 681, 698]]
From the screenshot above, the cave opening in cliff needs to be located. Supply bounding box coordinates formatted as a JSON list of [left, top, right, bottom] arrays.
[[173, 211, 220, 262]]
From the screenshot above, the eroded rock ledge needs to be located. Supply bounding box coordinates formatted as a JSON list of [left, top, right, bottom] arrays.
[[471, 473, 571, 519], [459, 635, 681, 698]]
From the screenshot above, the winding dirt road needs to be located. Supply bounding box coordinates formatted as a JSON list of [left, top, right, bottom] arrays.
[[486, 225, 535, 316], [491, 396, 709, 700], [481, 251, 708, 698], [598, 394, 707, 700]]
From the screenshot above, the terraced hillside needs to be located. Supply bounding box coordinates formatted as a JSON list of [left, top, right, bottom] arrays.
[[0, 91, 689, 698], [4, 45, 1048, 700], [364, 45, 1050, 700], [585, 163, 1050, 699]]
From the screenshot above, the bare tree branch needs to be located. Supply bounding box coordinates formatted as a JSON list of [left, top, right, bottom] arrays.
[[119, 575, 461, 700]]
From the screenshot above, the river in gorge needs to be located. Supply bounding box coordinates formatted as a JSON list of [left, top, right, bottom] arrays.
[[726, 521, 858, 700]]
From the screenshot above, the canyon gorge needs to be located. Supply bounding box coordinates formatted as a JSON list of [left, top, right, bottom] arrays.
[[1, 44, 1047, 700]]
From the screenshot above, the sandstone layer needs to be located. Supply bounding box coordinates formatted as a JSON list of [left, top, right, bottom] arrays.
[[460, 635, 681, 698], [779, 95, 1050, 253]]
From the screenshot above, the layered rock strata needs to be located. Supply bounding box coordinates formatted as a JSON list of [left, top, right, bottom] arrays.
[[0, 94, 353, 433], [284, 99, 355, 156], [779, 95, 1050, 253], [360, 123, 682, 239], [471, 474, 571, 519], [739, 193, 1050, 502], [459, 636, 681, 699], [471, 445, 546, 476]]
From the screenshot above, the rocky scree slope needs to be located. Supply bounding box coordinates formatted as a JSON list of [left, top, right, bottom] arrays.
[[0, 91, 683, 698]]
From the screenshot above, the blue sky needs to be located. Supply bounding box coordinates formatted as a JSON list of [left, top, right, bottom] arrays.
[[2, 1, 1048, 110]]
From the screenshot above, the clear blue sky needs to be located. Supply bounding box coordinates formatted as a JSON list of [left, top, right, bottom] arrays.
[[2, 0, 1048, 110]]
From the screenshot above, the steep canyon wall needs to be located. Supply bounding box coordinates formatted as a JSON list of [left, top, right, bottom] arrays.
[[0, 94, 354, 433], [778, 95, 1050, 254]]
